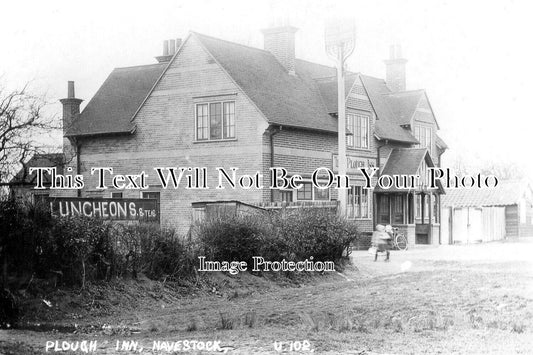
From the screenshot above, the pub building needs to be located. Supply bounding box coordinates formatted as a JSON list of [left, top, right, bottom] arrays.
[[11, 26, 447, 246]]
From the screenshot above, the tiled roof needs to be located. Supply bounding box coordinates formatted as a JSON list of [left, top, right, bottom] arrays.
[[66, 63, 166, 137], [385, 90, 424, 125], [10, 153, 64, 185], [441, 180, 531, 207], [194, 32, 338, 133], [360, 75, 419, 144], [381, 148, 428, 176], [65, 31, 444, 147], [375, 148, 443, 193], [313, 74, 359, 113]]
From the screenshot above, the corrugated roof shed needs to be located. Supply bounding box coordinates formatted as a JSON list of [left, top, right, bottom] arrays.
[[442, 180, 530, 207]]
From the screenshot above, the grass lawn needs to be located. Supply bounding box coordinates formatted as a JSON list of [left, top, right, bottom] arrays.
[[1, 239, 532, 354]]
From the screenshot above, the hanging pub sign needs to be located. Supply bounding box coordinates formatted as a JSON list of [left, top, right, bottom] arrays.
[[332, 155, 376, 174], [47, 197, 159, 222]]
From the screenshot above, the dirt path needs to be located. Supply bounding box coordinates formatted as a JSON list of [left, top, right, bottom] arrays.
[[2, 240, 533, 354]]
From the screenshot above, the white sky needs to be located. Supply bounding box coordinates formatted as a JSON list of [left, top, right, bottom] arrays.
[[1, 0, 532, 179]]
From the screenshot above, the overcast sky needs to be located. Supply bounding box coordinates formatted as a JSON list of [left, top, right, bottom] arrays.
[[1, 0, 532, 179]]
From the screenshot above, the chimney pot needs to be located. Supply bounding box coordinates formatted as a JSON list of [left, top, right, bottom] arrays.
[[384, 44, 407, 92], [389, 44, 396, 60], [60, 81, 83, 155], [163, 40, 169, 56], [176, 38, 182, 49], [67, 81, 75, 98], [169, 39, 176, 55]]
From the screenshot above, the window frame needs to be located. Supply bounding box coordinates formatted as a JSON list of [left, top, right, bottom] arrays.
[[347, 185, 370, 219], [293, 181, 331, 202], [346, 113, 370, 150], [195, 100, 236, 142], [414, 124, 433, 155]]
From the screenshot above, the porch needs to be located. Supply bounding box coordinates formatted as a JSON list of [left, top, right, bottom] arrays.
[[374, 191, 441, 246]]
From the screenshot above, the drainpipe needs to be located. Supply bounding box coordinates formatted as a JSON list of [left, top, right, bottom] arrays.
[[375, 141, 388, 224], [75, 139, 81, 197], [269, 125, 282, 202], [376, 141, 388, 176]]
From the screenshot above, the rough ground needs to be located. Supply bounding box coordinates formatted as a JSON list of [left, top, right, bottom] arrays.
[[1, 239, 532, 354]]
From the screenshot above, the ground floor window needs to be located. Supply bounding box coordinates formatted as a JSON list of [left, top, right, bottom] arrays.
[[142, 191, 161, 211], [111, 192, 123, 198], [392, 195, 404, 224], [377, 194, 390, 224], [347, 186, 369, 219], [272, 189, 293, 202], [297, 182, 313, 200], [416, 193, 438, 223]]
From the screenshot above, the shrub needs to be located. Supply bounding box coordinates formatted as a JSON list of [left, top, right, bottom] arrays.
[[195, 214, 267, 266], [114, 223, 197, 281], [270, 208, 359, 263], [0, 198, 197, 287]]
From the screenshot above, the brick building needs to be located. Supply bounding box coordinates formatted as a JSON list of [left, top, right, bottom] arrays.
[[22, 27, 448, 245]]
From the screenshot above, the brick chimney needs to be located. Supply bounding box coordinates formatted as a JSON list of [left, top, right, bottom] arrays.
[[262, 26, 298, 75], [59, 81, 83, 167], [156, 38, 182, 63], [60, 81, 82, 139], [384, 44, 407, 92]]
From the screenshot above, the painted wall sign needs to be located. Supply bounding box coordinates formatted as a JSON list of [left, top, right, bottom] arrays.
[[332, 155, 376, 174], [47, 197, 159, 222]]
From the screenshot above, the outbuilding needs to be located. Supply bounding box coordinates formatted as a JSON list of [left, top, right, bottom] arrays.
[[441, 179, 533, 243]]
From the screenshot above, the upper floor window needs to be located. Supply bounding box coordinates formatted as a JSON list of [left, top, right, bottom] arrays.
[[414, 125, 432, 154], [196, 101, 235, 141], [346, 113, 369, 149]]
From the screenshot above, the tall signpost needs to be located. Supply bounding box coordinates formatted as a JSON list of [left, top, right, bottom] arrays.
[[325, 19, 356, 217]]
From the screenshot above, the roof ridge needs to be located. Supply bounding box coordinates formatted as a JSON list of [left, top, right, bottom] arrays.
[[385, 89, 425, 96], [296, 58, 358, 77], [114, 63, 166, 70], [191, 31, 271, 54], [394, 147, 426, 151], [360, 73, 386, 82]]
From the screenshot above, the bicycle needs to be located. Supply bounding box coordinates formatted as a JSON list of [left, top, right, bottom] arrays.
[[390, 227, 408, 251]]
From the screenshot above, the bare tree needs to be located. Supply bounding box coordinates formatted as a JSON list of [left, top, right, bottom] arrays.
[[0, 84, 60, 185]]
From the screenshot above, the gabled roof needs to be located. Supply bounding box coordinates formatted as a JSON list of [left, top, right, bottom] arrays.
[[360, 75, 419, 144], [313, 74, 359, 114], [66, 63, 167, 137], [435, 134, 448, 149], [376, 148, 444, 193], [9, 153, 64, 185], [442, 180, 532, 207], [194, 32, 338, 133], [385, 90, 424, 126]]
